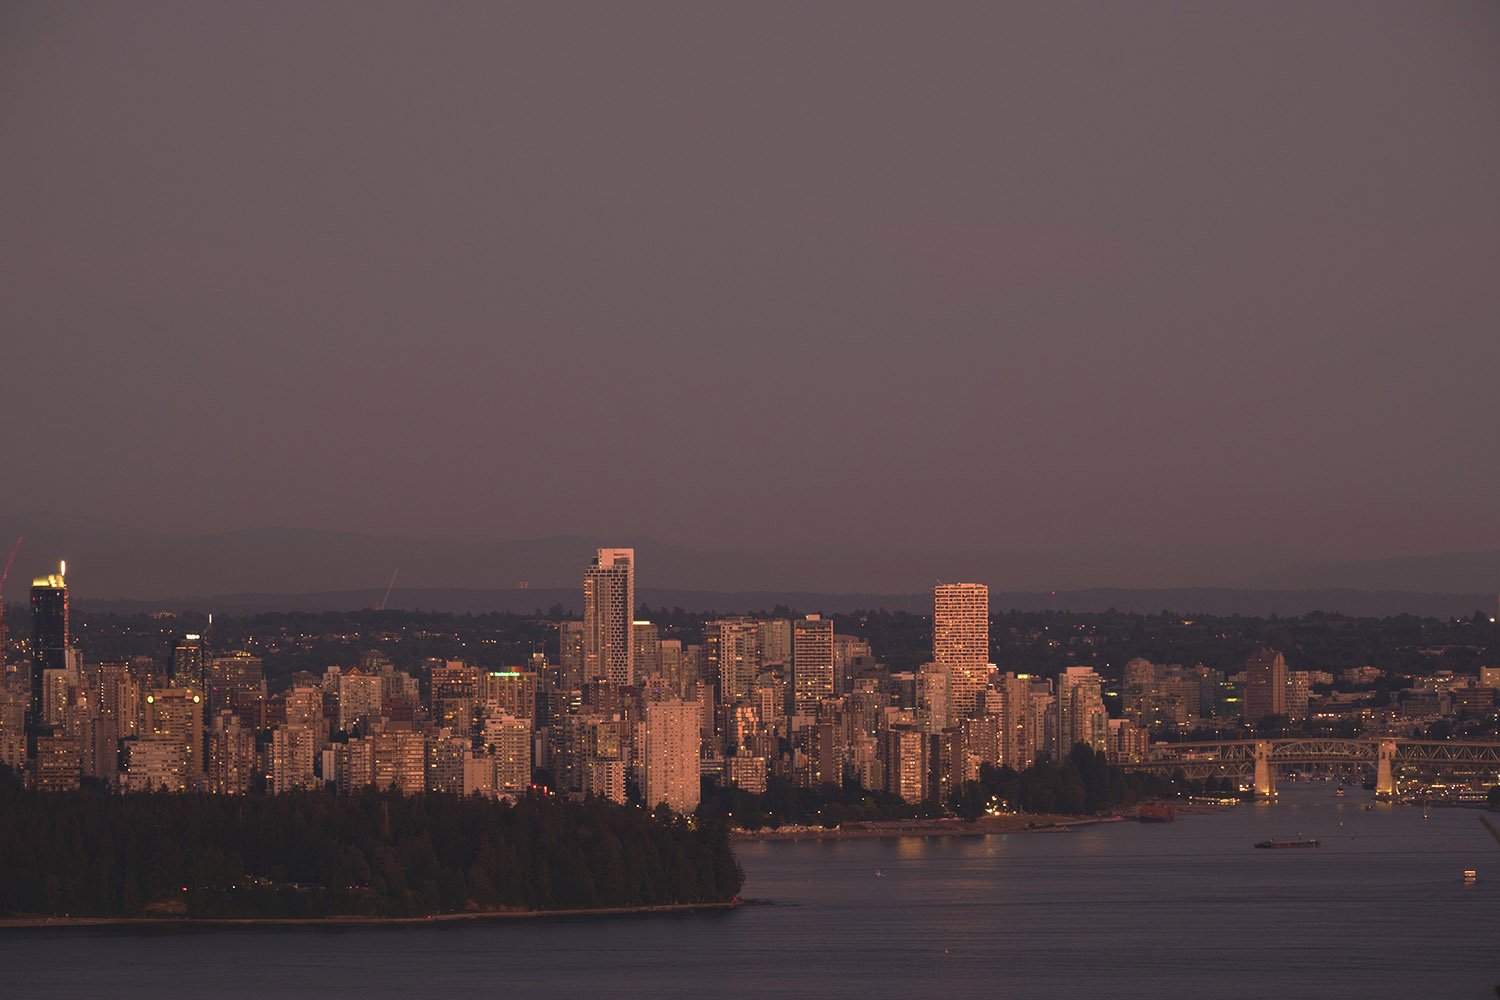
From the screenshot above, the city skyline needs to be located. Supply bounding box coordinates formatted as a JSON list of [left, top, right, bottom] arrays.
[[5, 547, 1496, 809], [2, 3, 1495, 993]]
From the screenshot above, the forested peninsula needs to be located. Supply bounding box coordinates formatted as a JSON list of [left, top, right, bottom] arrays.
[[0, 775, 742, 922]]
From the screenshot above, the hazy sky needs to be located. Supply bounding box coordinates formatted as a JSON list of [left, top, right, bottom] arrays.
[[3, 3, 1498, 578]]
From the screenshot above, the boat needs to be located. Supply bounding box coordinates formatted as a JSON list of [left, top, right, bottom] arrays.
[[1254, 838, 1321, 849], [1138, 804, 1176, 823], [1334, 788, 1345, 797]]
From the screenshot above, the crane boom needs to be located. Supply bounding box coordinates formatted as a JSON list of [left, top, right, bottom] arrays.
[[378, 568, 398, 611], [0, 536, 22, 598]]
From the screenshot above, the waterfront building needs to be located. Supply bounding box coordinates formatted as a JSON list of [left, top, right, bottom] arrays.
[[583, 548, 635, 686], [1243, 648, 1288, 723], [1055, 666, 1107, 756], [880, 723, 929, 803], [724, 754, 767, 793], [1107, 718, 1149, 764], [1285, 670, 1312, 722], [641, 697, 700, 813]]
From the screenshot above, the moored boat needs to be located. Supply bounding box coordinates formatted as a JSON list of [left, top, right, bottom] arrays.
[[1255, 838, 1321, 849]]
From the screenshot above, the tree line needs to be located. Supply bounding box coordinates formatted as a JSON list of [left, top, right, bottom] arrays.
[[0, 770, 742, 920]]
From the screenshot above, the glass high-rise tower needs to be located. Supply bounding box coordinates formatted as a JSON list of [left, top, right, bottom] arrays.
[[29, 563, 69, 730]]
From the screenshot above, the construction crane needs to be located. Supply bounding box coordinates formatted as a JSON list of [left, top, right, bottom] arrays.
[[378, 568, 399, 611], [0, 536, 22, 601]]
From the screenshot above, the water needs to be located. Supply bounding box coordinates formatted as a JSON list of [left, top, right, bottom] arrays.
[[3, 786, 1495, 998]]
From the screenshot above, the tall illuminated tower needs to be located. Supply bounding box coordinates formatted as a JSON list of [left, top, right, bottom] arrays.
[[792, 614, 834, 714], [583, 548, 635, 687], [933, 583, 989, 727], [173, 634, 206, 689], [934, 583, 988, 667], [29, 562, 69, 730]]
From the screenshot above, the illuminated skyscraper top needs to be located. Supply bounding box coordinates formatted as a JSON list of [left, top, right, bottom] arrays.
[[30, 562, 69, 727], [933, 583, 988, 667], [583, 548, 635, 687]]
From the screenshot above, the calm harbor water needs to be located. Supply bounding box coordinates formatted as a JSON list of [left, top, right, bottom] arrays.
[[3, 785, 1495, 999]]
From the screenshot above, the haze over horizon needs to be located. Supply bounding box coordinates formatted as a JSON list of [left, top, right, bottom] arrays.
[[4, 4, 1498, 595]]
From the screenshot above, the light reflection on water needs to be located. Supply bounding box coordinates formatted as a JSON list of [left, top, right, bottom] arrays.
[[1, 786, 1494, 1000]]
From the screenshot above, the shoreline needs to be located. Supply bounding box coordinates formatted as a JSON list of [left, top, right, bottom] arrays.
[[730, 813, 1130, 841], [0, 899, 742, 930]]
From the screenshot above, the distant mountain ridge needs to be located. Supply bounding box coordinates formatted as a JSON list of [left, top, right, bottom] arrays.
[[0, 511, 1495, 617], [56, 586, 1496, 620]]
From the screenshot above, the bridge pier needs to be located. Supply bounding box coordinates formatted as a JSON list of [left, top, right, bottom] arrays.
[[1253, 741, 1276, 799], [1375, 739, 1397, 799]]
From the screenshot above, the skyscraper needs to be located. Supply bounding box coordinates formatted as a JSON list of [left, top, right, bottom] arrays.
[[29, 563, 69, 732], [557, 620, 586, 690], [1243, 647, 1288, 723], [172, 634, 205, 689], [705, 617, 761, 707], [934, 583, 988, 667], [583, 548, 635, 687], [641, 697, 701, 813], [932, 583, 990, 729], [1056, 666, 1108, 755], [632, 620, 661, 680], [792, 614, 835, 714]]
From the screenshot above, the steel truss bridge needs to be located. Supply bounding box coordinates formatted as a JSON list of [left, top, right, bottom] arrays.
[[1120, 738, 1500, 798]]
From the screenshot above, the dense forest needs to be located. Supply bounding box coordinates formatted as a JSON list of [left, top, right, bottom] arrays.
[[0, 771, 742, 920], [950, 745, 1207, 818]]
